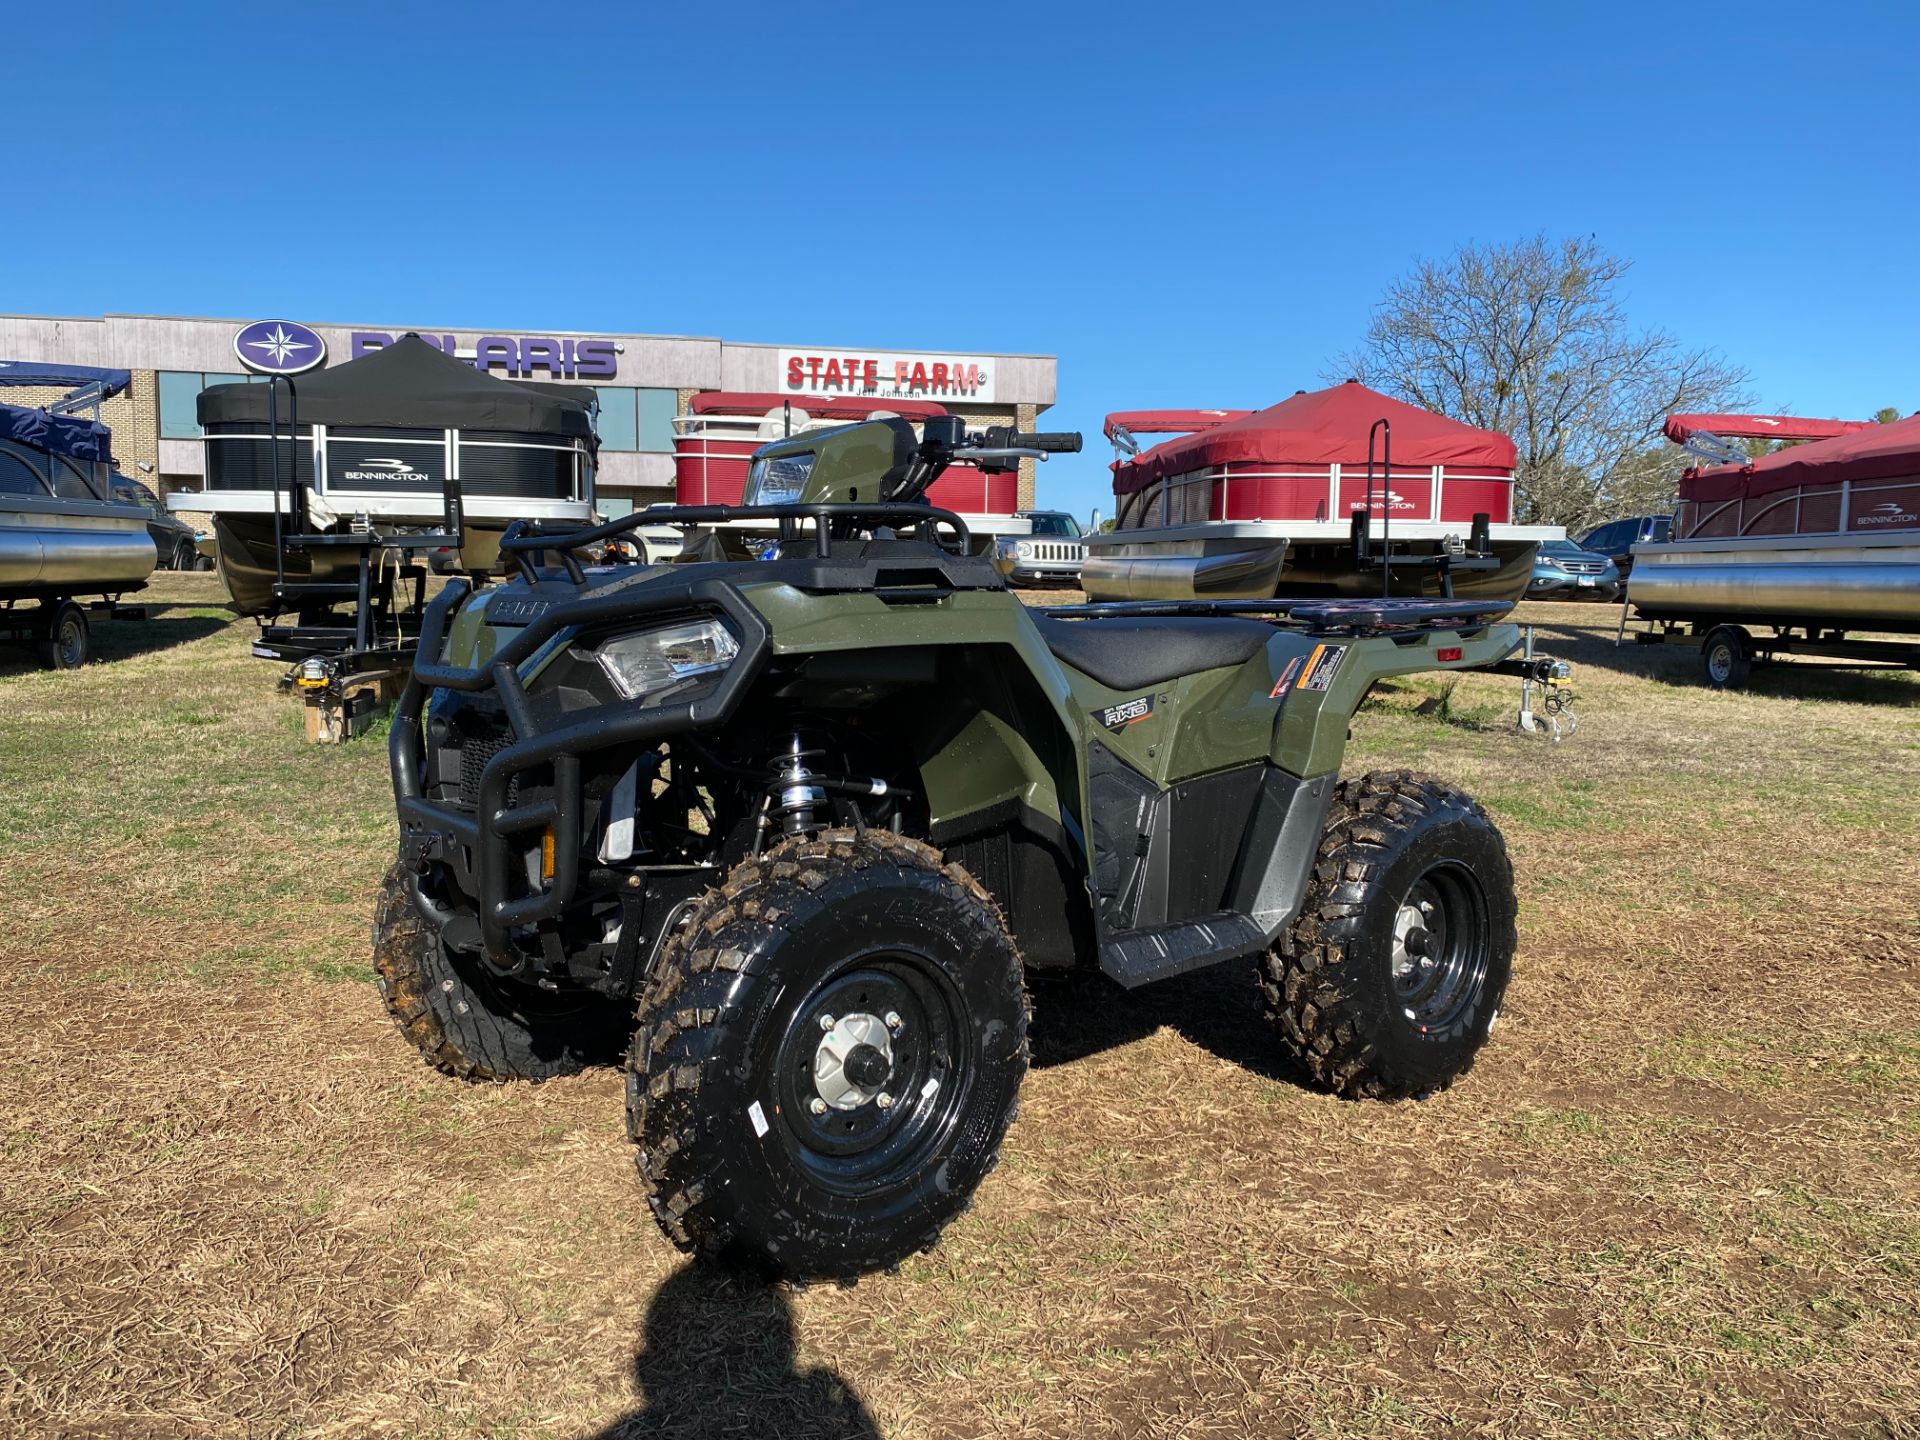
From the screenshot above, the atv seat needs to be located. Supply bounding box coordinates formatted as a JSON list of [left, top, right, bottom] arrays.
[[1029, 615, 1273, 691]]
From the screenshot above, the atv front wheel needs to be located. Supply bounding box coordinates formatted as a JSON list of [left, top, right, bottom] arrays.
[[371, 862, 628, 1081], [626, 829, 1027, 1282], [1262, 772, 1515, 1099]]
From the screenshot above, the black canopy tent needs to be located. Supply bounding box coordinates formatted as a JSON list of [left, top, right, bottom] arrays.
[[197, 333, 598, 439]]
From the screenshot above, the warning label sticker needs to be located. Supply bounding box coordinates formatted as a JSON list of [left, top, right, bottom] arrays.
[[1300, 643, 1349, 692]]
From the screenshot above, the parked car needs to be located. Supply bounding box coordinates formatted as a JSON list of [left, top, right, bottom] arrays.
[[996, 509, 1085, 586], [111, 475, 210, 570], [1576, 514, 1671, 581], [1526, 539, 1620, 600]]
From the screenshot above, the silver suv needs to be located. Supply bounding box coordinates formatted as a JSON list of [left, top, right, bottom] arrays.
[[997, 510, 1085, 587]]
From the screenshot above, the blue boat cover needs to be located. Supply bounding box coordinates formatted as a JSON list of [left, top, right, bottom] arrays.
[[0, 400, 115, 463], [0, 361, 133, 398]]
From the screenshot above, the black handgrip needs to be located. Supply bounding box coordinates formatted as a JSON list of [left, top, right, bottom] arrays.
[[1017, 432, 1082, 454]]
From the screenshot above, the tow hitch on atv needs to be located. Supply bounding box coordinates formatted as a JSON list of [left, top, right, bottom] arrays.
[[374, 414, 1565, 1282]]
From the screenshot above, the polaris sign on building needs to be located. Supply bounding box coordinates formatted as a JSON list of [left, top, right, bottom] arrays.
[[0, 313, 1057, 512]]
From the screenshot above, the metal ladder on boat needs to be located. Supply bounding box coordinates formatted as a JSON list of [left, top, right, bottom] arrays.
[[1347, 417, 1499, 599], [259, 375, 466, 668]]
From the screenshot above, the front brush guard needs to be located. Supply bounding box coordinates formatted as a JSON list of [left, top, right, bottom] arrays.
[[390, 574, 771, 964]]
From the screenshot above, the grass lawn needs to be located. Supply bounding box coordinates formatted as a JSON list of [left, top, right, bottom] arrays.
[[2, 576, 1916, 1439]]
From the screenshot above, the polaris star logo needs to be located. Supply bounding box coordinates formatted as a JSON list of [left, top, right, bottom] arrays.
[[233, 319, 327, 375]]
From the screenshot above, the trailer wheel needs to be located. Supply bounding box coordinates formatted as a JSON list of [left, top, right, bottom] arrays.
[[34, 602, 90, 670], [1702, 626, 1752, 690], [626, 828, 1027, 1283], [371, 861, 628, 1082], [1261, 771, 1515, 1100]]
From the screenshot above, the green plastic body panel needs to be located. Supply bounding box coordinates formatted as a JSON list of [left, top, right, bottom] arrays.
[[446, 573, 1522, 862], [751, 420, 908, 506]]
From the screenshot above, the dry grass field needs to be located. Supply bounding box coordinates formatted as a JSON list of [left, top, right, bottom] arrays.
[[2, 574, 1916, 1439]]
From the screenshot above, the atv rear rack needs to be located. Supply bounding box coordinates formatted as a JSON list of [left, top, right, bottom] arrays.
[[1039, 596, 1514, 636]]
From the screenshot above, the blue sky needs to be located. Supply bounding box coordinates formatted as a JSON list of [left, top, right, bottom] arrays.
[[3, 1, 1915, 520]]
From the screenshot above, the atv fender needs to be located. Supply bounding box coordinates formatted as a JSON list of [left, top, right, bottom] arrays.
[[1225, 768, 1340, 939]]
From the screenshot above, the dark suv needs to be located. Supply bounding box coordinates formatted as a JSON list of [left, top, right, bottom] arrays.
[[111, 476, 208, 570], [1575, 515, 1671, 581]]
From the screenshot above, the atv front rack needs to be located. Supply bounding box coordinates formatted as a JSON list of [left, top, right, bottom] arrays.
[[498, 502, 972, 583]]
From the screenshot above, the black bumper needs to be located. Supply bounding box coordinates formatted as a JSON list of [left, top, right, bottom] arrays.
[[390, 574, 771, 963]]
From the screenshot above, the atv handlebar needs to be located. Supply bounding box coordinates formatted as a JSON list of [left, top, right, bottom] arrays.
[[1015, 432, 1082, 454]]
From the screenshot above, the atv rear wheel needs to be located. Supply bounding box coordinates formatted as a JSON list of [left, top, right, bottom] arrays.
[[626, 829, 1027, 1282], [371, 862, 628, 1081], [1261, 771, 1515, 1100]]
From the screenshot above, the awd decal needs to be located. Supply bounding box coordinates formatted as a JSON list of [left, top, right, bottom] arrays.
[[1098, 695, 1155, 730], [1300, 643, 1349, 692], [1269, 655, 1304, 698]]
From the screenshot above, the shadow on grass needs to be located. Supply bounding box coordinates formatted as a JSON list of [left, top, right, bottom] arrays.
[[0, 612, 228, 676], [587, 1264, 881, 1440], [1518, 618, 1920, 705], [1027, 964, 1313, 1088]]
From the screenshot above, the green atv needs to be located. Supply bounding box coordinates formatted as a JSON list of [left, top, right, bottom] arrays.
[[378, 415, 1552, 1282]]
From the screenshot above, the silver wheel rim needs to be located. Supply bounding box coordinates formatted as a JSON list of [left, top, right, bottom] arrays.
[[1708, 644, 1733, 683], [812, 1011, 894, 1111]]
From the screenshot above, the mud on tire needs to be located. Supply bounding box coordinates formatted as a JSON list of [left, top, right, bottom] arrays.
[[371, 861, 629, 1082], [1261, 771, 1516, 1100], [626, 828, 1028, 1283]]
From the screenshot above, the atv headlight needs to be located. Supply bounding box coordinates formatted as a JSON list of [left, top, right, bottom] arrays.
[[745, 453, 815, 505], [595, 617, 740, 701]]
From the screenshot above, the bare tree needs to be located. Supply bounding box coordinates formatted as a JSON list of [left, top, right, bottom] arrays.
[[1332, 236, 1752, 530]]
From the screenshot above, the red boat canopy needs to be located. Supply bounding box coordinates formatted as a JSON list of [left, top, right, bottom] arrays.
[[1113, 381, 1515, 494], [1683, 411, 1920, 502], [1104, 409, 1253, 443], [688, 391, 949, 422], [1665, 412, 1874, 445]]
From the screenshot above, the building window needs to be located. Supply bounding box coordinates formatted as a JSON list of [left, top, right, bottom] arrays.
[[592, 387, 676, 453], [637, 388, 675, 453], [159, 371, 262, 439], [595, 388, 638, 451], [158, 371, 205, 439]]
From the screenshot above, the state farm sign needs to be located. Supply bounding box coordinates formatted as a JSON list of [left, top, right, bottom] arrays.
[[779, 348, 996, 403]]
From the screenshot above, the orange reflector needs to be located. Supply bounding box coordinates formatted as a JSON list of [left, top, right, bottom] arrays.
[[1436, 646, 1463, 662], [541, 826, 557, 881]]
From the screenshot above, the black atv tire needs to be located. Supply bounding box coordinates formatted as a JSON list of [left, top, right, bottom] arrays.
[[371, 862, 629, 1082], [34, 602, 89, 670], [1261, 771, 1515, 1100], [626, 828, 1027, 1282]]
